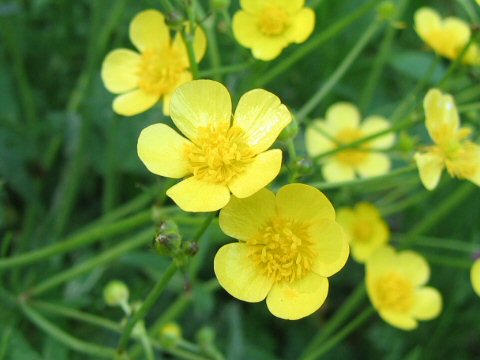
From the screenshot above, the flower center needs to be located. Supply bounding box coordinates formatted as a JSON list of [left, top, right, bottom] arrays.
[[353, 220, 374, 243], [443, 141, 480, 180], [258, 5, 289, 36], [185, 123, 255, 184], [335, 128, 369, 166], [374, 271, 414, 313], [137, 47, 186, 95], [247, 218, 316, 283]]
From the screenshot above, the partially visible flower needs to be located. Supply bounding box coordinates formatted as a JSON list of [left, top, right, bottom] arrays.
[[337, 202, 390, 263], [233, 0, 315, 61], [137, 80, 291, 212], [471, 258, 480, 296], [305, 102, 395, 182], [214, 183, 349, 320], [366, 246, 442, 330], [103, 280, 129, 306], [414, 88, 480, 190], [101, 9, 206, 116], [414, 7, 480, 66]]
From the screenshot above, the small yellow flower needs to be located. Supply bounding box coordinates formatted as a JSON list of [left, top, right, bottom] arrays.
[[366, 246, 442, 330], [101, 9, 206, 116], [305, 102, 395, 182], [414, 89, 480, 190], [414, 7, 480, 65], [471, 259, 480, 296], [137, 80, 291, 212], [214, 183, 349, 320], [337, 202, 390, 263], [233, 0, 315, 61]]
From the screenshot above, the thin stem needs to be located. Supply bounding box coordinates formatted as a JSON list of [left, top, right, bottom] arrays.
[[197, 5, 222, 81], [199, 61, 254, 77], [406, 235, 479, 254], [117, 263, 178, 354], [423, 254, 472, 269], [160, 0, 175, 13], [379, 190, 430, 217], [193, 212, 216, 243], [182, 0, 199, 79]]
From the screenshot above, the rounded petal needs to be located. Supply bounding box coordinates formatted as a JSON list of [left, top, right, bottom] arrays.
[[361, 116, 395, 149], [356, 153, 391, 178], [284, 8, 315, 43], [326, 102, 361, 131], [305, 120, 336, 157], [423, 89, 459, 140], [379, 310, 417, 330], [228, 150, 282, 198], [414, 7, 441, 40], [137, 124, 191, 178], [366, 245, 396, 276], [162, 71, 193, 115], [276, 183, 335, 223], [411, 287, 442, 320], [234, 89, 292, 153], [166, 177, 230, 212], [322, 160, 356, 182], [414, 152, 444, 190], [397, 251, 430, 286], [219, 188, 276, 241], [112, 90, 159, 116], [170, 80, 232, 141], [266, 273, 329, 320], [443, 18, 471, 48], [130, 9, 170, 52], [101, 49, 140, 94], [351, 223, 389, 263], [310, 219, 350, 277], [214, 243, 273, 302], [172, 26, 207, 64], [471, 259, 480, 296]]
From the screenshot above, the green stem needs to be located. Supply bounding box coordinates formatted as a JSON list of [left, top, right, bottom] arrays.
[[197, 5, 222, 81], [189, 213, 217, 279], [117, 263, 178, 354], [423, 254, 472, 269], [458, 102, 480, 113], [296, 20, 383, 123], [199, 61, 254, 77], [407, 235, 479, 254], [255, 0, 383, 87], [98, 191, 154, 224], [182, 0, 199, 79], [25, 229, 152, 297], [379, 190, 430, 216], [19, 304, 116, 358], [160, 0, 176, 13], [287, 139, 299, 182]]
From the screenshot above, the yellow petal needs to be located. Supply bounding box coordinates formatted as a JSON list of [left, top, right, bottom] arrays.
[[172, 25, 207, 64], [228, 149, 282, 198], [361, 116, 395, 149], [305, 120, 336, 157], [471, 259, 480, 296], [137, 124, 191, 178], [170, 80, 232, 141], [378, 310, 417, 330], [234, 89, 292, 153], [266, 272, 329, 320], [414, 152, 444, 190], [284, 8, 315, 43], [397, 251, 430, 286], [443, 17, 471, 48], [322, 160, 356, 182], [162, 71, 193, 116], [356, 153, 391, 178], [414, 7, 441, 40], [423, 88, 459, 141], [310, 219, 350, 277], [129, 9, 170, 52], [366, 245, 396, 276], [240, 0, 305, 15], [112, 90, 159, 116], [101, 49, 140, 94], [325, 102, 361, 131], [276, 183, 335, 223], [214, 243, 273, 302], [219, 188, 276, 241], [411, 287, 442, 320], [166, 177, 230, 212]]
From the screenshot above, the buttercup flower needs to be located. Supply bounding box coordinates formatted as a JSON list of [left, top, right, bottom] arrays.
[[233, 0, 315, 61], [366, 246, 442, 330], [137, 80, 291, 212], [414, 7, 480, 66], [337, 202, 390, 263], [214, 183, 349, 320], [414, 89, 480, 190], [101, 9, 206, 116], [471, 259, 480, 297], [305, 102, 395, 182]]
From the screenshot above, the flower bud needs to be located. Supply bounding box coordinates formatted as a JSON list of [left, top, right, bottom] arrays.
[[159, 322, 183, 348], [103, 280, 129, 306], [153, 220, 182, 256], [279, 117, 299, 142]]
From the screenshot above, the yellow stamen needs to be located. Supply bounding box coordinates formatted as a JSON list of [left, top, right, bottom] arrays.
[[258, 5, 289, 36], [374, 271, 414, 313], [335, 128, 368, 166]]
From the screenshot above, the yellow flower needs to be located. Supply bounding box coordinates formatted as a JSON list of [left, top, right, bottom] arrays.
[[101, 10, 206, 116], [414, 88, 480, 190], [137, 80, 291, 212], [214, 183, 349, 320], [414, 7, 480, 66], [337, 202, 390, 263], [233, 0, 315, 61], [471, 259, 480, 296], [305, 102, 395, 182], [366, 246, 442, 330]]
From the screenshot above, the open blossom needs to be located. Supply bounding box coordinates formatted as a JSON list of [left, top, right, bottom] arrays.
[[305, 102, 395, 182], [471, 259, 480, 297], [137, 80, 291, 212], [414, 89, 480, 190], [414, 7, 480, 66], [366, 246, 442, 330], [233, 0, 315, 61], [214, 184, 349, 320], [337, 202, 390, 263], [101, 9, 206, 116]]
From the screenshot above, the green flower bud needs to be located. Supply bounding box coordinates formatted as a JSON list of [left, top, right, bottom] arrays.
[[159, 322, 182, 348], [377, 1, 396, 21], [279, 117, 299, 142], [153, 220, 182, 256], [103, 280, 129, 306]]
